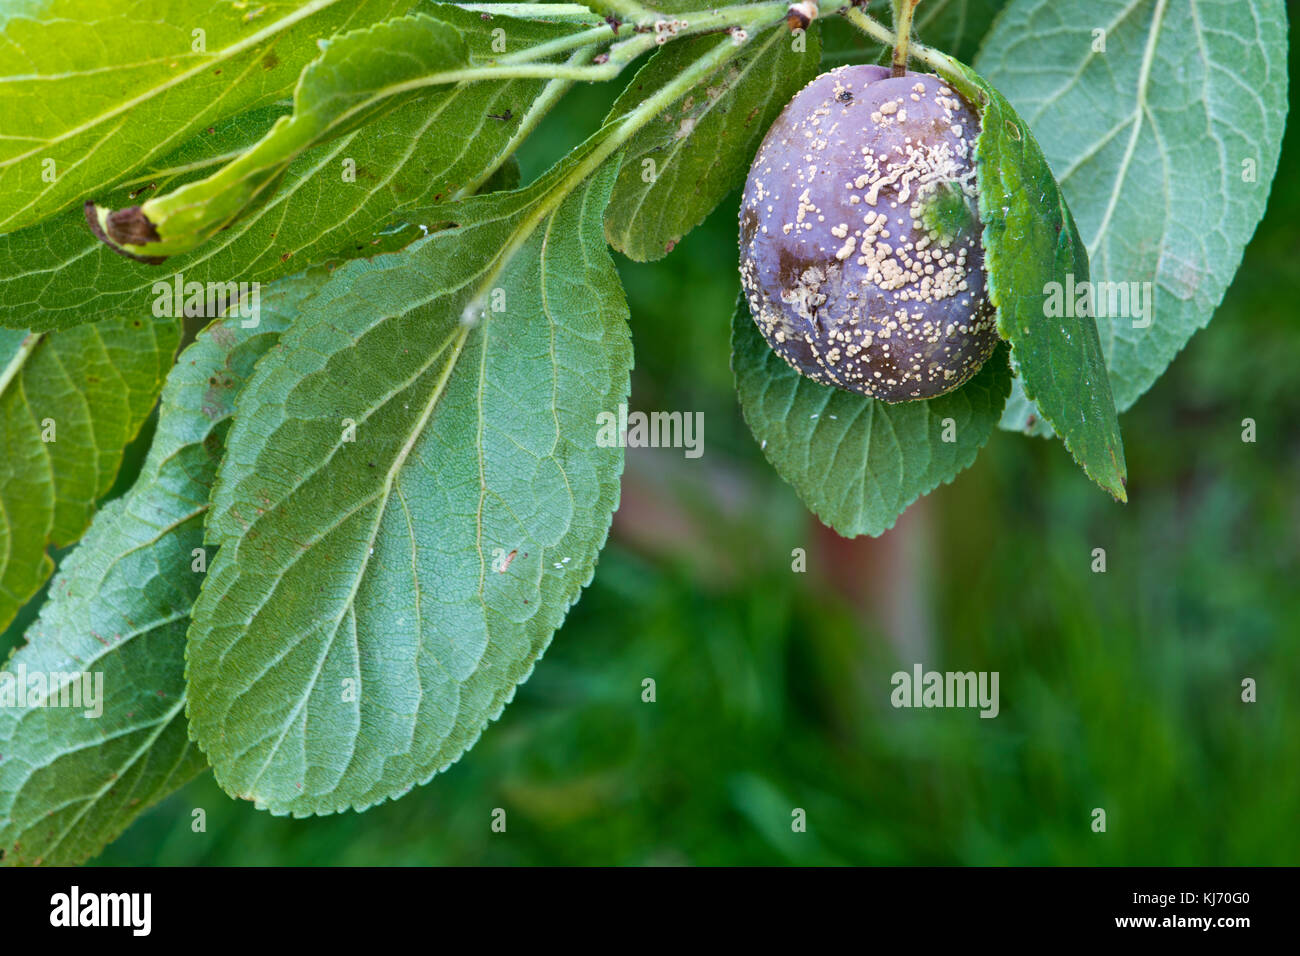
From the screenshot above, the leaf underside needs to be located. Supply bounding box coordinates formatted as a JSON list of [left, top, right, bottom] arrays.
[[732, 297, 1013, 538], [89, 7, 589, 260], [0, 318, 178, 633], [940, 58, 1128, 500], [0, 0, 407, 233], [976, 0, 1289, 427], [185, 160, 633, 816], [0, 273, 329, 865], [0, 59, 553, 332]]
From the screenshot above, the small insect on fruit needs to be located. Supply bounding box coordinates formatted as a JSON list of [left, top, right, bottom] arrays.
[[739, 64, 998, 403]]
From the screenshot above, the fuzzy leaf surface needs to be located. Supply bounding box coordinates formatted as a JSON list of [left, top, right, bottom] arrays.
[[975, 0, 1289, 426], [940, 58, 1128, 499], [0, 0, 404, 232], [0, 275, 331, 865], [186, 160, 632, 815], [732, 297, 1012, 537], [0, 318, 178, 632], [88, 7, 590, 259]]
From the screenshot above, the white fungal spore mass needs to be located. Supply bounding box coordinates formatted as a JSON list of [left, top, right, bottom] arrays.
[[739, 64, 999, 403]]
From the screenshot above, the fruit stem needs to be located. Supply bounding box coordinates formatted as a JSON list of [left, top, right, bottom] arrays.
[[461, 33, 748, 313], [891, 0, 921, 77], [845, 6, 960, 79]]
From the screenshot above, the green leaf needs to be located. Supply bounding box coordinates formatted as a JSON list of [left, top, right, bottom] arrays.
[[912, 0, 1009, 63], [186, 158, 632, 815], [732, 296, 1012, 537], [0, 317, 179, 633], [87, 7, 590, 260], [938, 58, 1128, 500], [603, 25, 822, 261], [0, 48, 560, 332], [0, 272, 330, 865], [0, 171, 449, 862], [976, 0, 1289, 423], [822, 0, 1006, 68], [0, 0, 406, 233]]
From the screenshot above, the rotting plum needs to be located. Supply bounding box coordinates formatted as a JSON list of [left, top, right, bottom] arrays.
[[739, 64, 998, 403]]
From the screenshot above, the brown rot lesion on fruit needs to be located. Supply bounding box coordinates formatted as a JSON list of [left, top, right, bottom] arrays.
[[739, 65, 999, 403], [739, 207, 758, 248]]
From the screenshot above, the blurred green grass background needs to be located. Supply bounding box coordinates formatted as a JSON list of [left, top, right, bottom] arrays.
[[67, 17, 1300, 865]]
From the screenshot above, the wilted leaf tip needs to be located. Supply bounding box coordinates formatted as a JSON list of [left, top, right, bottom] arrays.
[[83, 202, 167, 265]]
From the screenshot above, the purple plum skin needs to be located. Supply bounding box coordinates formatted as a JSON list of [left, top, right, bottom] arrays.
[[739, 65, 999, 403]]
